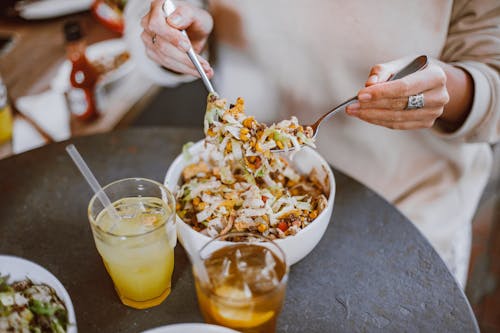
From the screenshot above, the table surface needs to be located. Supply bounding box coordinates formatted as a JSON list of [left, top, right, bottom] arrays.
[[0, 127, 479, 333]]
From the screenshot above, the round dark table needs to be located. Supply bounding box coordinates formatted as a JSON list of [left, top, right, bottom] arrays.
[[0, 127, 478, 333]]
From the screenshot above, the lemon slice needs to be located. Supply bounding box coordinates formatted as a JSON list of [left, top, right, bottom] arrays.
[[211, 286, 275, 328]]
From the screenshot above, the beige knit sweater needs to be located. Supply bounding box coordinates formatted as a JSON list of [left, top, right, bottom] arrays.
[[125, 0, 500, 286]]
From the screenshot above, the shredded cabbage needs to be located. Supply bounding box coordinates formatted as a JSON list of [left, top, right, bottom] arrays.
[[176, 94, 328, 239]]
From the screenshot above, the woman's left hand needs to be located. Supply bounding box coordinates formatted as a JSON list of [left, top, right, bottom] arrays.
[[345, 57, 450, 130]]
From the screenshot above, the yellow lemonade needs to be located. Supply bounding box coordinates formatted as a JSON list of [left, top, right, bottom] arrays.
[[92, 197, 174, 309]]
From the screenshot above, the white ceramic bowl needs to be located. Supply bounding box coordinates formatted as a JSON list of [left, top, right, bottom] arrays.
[[164, 140, 335, 265], [0, 255, 77, 333]]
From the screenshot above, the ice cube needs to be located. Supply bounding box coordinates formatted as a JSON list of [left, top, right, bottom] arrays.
[[221, 257, 231, 279], [117, 203, 139, 219], [235, 249, 248, 271], [215, 284, 252, 300], [264, 249, 276, 269]]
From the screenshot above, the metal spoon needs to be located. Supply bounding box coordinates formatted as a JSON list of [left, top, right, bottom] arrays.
[[162, 0, 216, 95], [271, 55, 429, 153]]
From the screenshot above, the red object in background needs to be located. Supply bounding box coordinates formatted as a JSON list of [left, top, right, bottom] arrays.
[[91, 0, 125, 34], [64, 21, 100, 121]]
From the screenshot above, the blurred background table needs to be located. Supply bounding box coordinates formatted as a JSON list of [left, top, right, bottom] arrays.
[[0, 9, 160, 158], [0, 127, 479, 332]]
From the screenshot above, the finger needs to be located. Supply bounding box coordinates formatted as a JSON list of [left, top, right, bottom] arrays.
[[147, 47, 201, 77], [143, 1, 191, 52], [347, 107, 443, 123], [365, 57, 414, 87], [167, 5, 213, 36], [359, 65, 446, 100], [144, 32, 214, 78], [142, 31, 200, 77], [365, 64, 394, 87], [153, 34, 213, 75], [142, 29, 214, 77], [354, 87, 450, 111], [359, 118, 437, 130]]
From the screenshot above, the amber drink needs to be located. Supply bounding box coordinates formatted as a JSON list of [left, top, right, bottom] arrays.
[[194, 233, 288, 333]]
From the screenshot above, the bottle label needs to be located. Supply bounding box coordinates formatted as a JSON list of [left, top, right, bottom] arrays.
[[65, 88, 88, 116]]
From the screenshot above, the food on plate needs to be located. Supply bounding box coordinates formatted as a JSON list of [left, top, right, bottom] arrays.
[[176, 94, 329, 240], [0, 274, 69, 333]]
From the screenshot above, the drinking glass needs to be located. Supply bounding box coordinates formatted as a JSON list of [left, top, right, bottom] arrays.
[[193, 232, 288, 333], [88, 178, 176, 309]]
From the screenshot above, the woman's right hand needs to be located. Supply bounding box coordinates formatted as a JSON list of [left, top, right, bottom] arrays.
[[140, 0, 214, 78]]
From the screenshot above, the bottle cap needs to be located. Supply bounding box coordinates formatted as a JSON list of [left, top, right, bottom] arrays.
[[64, 21, 83, 42]]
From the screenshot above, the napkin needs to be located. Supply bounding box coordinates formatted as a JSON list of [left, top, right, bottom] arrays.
[[12, 90, 70, 154]]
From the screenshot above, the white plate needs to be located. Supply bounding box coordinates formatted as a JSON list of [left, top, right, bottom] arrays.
[[142, 323, 240, 333], [51, 38, 134, 93], [0, 255, 77, 333], [17, 0, 93, 20]]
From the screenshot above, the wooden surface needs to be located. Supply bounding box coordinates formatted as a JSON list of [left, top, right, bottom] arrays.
[[0, 11, 159, 159], [0, 12, 119, 100]]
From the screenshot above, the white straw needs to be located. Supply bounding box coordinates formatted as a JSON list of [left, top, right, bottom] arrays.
[[65, 144, 121, 221]]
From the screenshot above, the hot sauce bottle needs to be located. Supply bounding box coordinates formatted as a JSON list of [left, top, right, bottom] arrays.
[[64, 21, 99, 121]]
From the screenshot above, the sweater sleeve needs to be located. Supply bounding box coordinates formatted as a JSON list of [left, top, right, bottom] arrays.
[[435, 0, 500, 144], [124, 0, 205, 87]]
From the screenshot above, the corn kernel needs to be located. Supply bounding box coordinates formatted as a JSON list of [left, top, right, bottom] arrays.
[[207, 128, 216, 137], [309, 210, 318, 219], [255, 142, 263, 152], [257, 224, 267, 233], [243, 117, 254, 128], [240, 128, 249, 135], [262, 214, 269, 222], [276, 141, 284, 149], [240, 133, 249, 141], [193, 197, 200, 206], [197, 202, 207, 210]]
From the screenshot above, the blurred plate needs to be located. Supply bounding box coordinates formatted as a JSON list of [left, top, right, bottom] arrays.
[[142, 323, 240, 333], [0, 255, 77, 333], [51, 38, 134, 92], [17, 0, 93, 20]]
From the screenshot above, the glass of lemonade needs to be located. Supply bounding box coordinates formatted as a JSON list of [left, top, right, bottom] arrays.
[[88, 178, 176, 309], [193, 232, 288, 333]]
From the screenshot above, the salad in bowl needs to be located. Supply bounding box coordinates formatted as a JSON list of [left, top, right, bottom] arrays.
[[165, 94, 335, 265]]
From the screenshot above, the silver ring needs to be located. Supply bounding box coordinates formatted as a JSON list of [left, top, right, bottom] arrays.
[[406, 93, 424, 109], [152, 33, 157, 45]]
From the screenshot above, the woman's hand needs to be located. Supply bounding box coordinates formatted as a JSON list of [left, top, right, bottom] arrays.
[[140, 0, 214, 77], [346, 57, 451, 130]]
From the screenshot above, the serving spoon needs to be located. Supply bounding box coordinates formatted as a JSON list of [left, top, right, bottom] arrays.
[[162, 2, 428, 153]]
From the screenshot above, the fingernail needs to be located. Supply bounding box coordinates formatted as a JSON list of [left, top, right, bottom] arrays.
[[368, 75, 378, 83], [346, 104, 360, 115], [179, 40, 190, 51], [358, 93, 371, 101], [169, 14, 183, 26], [348, 102, 360, 110]]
